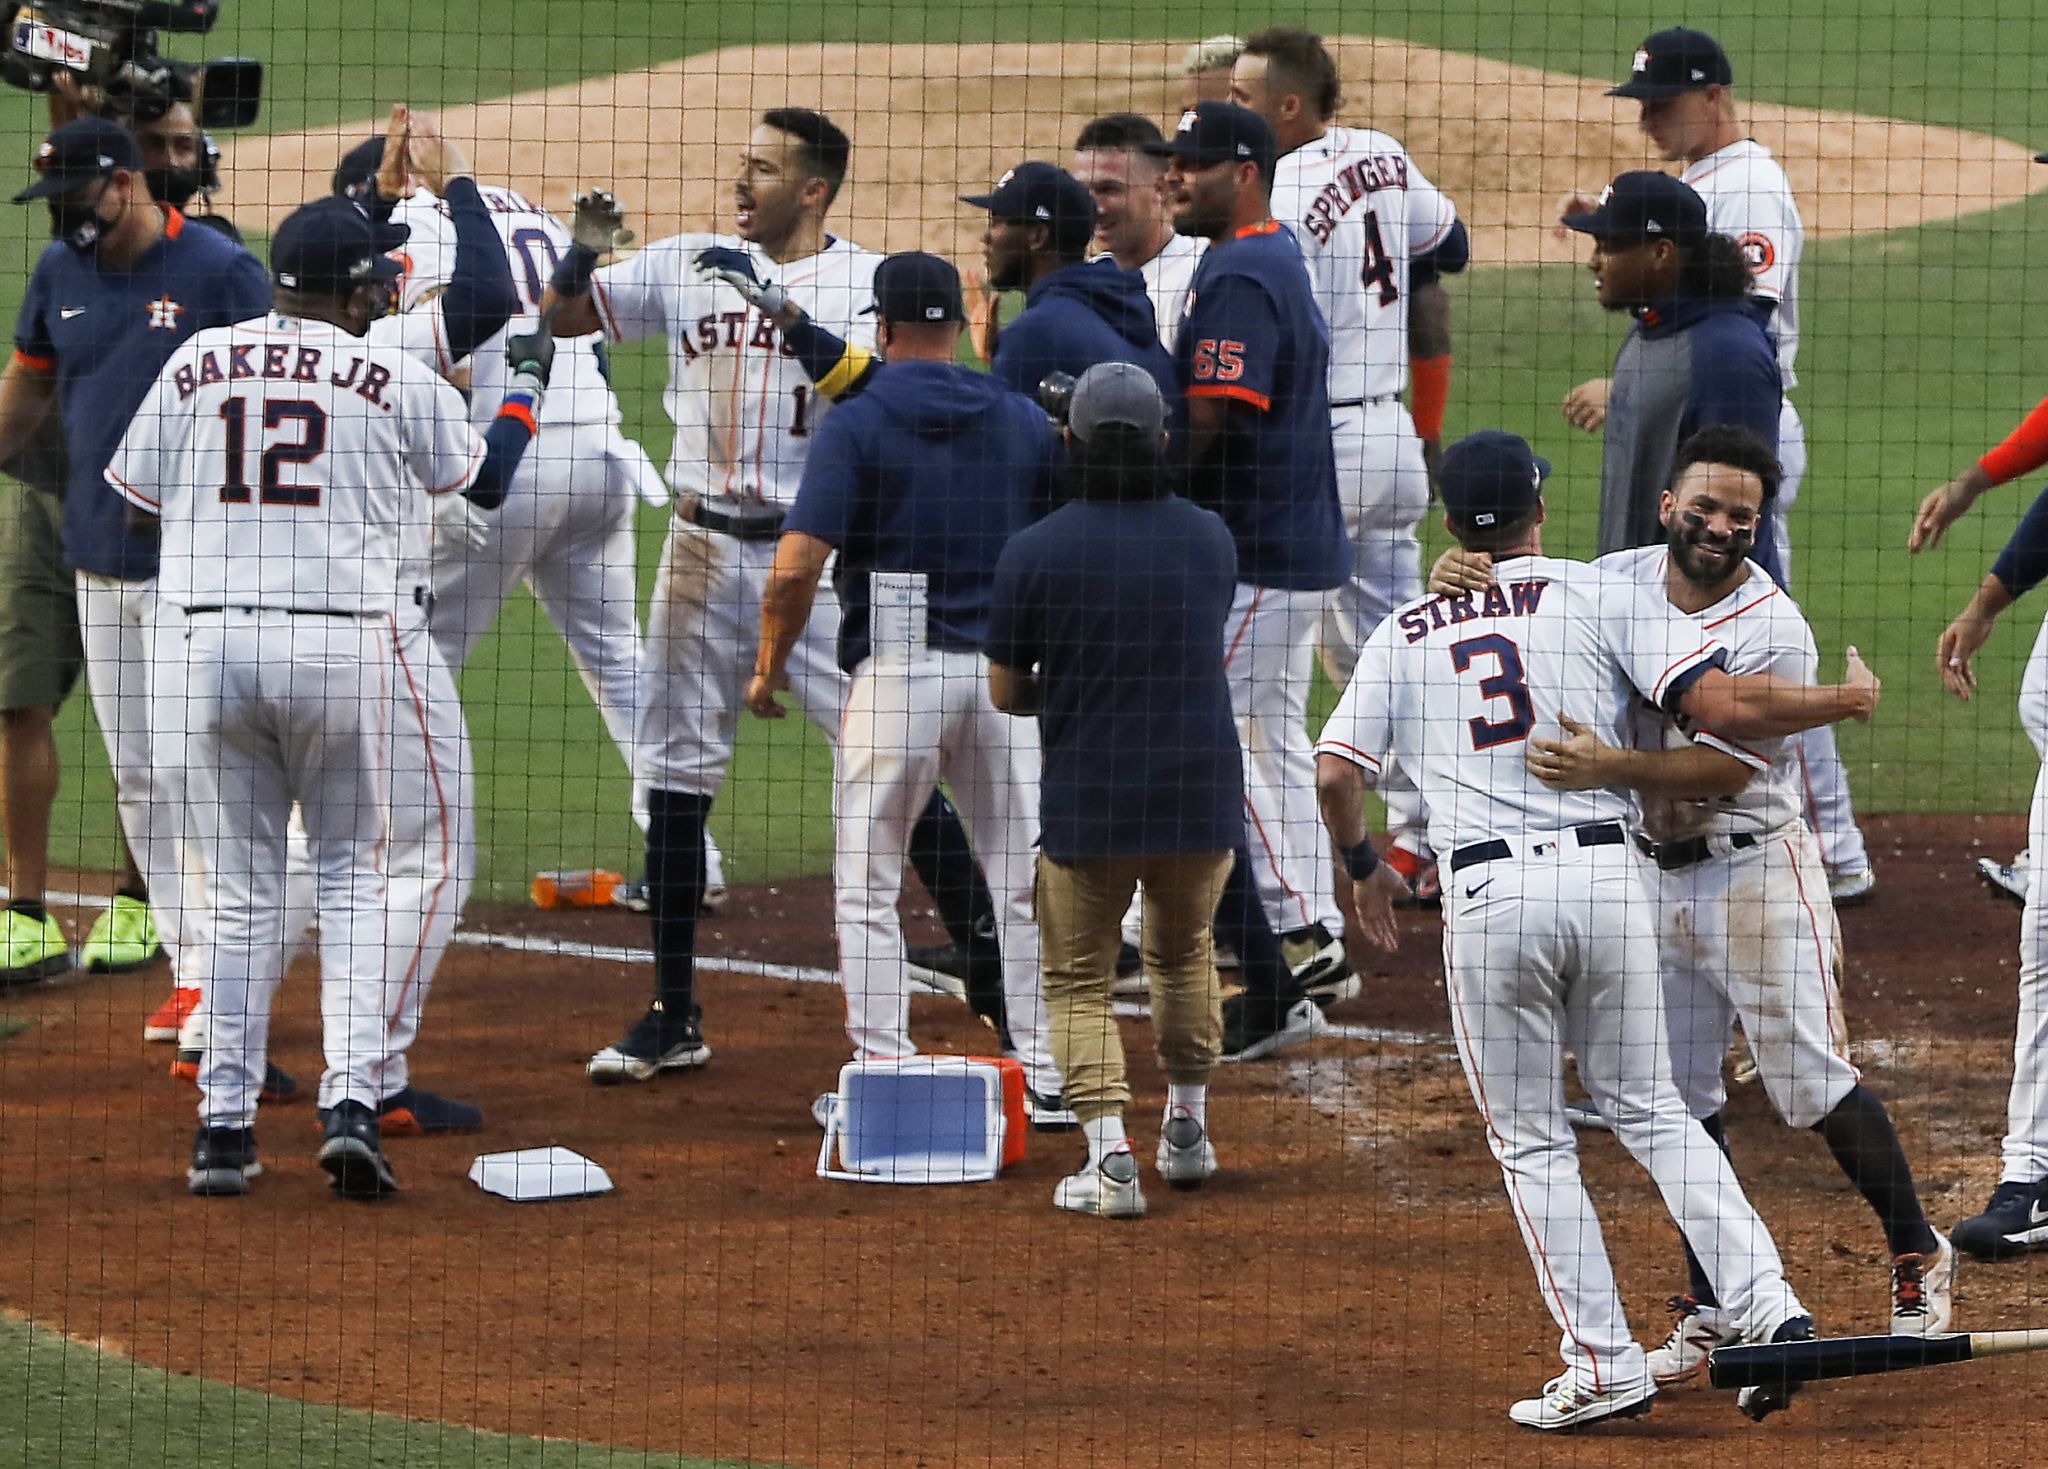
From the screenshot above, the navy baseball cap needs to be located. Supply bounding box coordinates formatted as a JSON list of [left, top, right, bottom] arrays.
[[1070, 361, 1167, 444], [1608, 28, 1734, 99], [1143, 100, 1276, 172], [271, 197, 409, 294], [870, 251, 965, 325], [332, 136, 385, 200], [1439, 431, 1550, 535], [1561, 171, 1709, 246], [14, 118, 144, 202], [961, 161, 1097, 252]]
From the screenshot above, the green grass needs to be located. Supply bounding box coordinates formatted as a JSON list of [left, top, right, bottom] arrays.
[[0, 1312, 772, 1468], [2, 0, 2044, 896]]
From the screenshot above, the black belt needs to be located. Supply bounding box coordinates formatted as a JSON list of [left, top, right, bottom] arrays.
[[1634, 832, 1761, 871], [1448, 822, 1627, 875], [184, 605, 374, 619], [683, 495, 786, 542], [1330, 394, 1399, 410]]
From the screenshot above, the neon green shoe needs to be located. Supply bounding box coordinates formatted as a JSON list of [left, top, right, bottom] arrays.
[[83, 895, 164, 974], [0, 907, 72, 986]]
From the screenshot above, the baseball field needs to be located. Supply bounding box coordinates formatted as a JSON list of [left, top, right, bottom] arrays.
[[4, 0, 2048, 1464]]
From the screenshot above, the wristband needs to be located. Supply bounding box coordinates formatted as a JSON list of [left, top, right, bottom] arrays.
[[1409, 355, 1452, 441], [548, 242, 601, 298], [1339, 837, 1380, 881]]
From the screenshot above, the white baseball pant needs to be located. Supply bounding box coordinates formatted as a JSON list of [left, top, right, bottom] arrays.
[[1442, 835, 1805, 1393], [833, 648, 1060, 1098], [1227, 584, 1338, 936], [1999, 754, 2048, 1182], [639, 522, 845, 797], [428, 421, 642, 773], [1318, 398, 1431, 685], [1654, 825, 1858, 1129], [162, 610, 393, 1127], [75, 572, 204, 978]]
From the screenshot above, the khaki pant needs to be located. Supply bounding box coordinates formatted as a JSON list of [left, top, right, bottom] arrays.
[[1037, 849, 1231, 1121]]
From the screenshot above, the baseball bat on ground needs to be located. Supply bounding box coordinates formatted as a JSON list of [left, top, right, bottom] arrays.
[[1709, 1330, 2048, 1389]]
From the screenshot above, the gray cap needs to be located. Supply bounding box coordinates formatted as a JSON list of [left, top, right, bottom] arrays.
[[1069, 361, 1166, 444]]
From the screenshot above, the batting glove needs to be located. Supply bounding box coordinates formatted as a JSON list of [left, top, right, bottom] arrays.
[[695, 246, 789, 315], [506, 329, 555, 386], [569, 189, 635, 254]]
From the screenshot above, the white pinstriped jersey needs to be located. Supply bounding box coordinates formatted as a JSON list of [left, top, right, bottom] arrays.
[[105, 314, 483, 613], [1601, 546, 1817, 843], [591, 232, 880, 507], [1270, 125, 1458, 404], [1316, 554, 1724, 854], [1138, 232, 1205, 350], [387, 185, 620, 429], [1683, 140, 1803, 388]]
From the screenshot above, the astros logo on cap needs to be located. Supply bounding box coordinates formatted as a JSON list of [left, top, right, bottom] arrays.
[[1176, 108, 1200, 132], [1631, 48, 1650, 72]]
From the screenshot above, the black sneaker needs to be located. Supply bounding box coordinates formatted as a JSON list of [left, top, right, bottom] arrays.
[[1736, 1314, 1814, 1421], [187, 1125, 261, 1196], [586, 1002, 712, 1085], [1953, 1179, 2048, 1260], [1220, 991, 1331, 1063], [905, 940, 1002, 995], [318, 1100, 399, 1200]]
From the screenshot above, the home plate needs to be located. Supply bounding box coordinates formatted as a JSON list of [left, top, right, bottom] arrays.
[[468, 1146, 614, 1201]]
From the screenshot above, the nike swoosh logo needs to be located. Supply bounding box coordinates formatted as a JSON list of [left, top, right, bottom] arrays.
[[2030, 1201, 2048, 1226], [59, 308, 85, 319], [1464, 881, 1492, 899]]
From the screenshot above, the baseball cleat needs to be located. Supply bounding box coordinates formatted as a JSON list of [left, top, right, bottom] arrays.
[[170, 1050, 299, 1103], [143, 985, 200, 1043], [1024, 1085, 1080, 1131], [374, 1085, 483, 1136], [318, 1100, 399, 1200], [1952, 1179, 2048, 1260], [1053, 1149, 1146, 1218], [586, 1003, 712, 1085], [0, 907, 71, 986], [810, 1092, 837, 1129], [1109, 942, 1149, 997], [1281, 923, 1357, 1004], [700, 881, 729, 915], [903, 939, 985, 1000], [610, 880, 650, 913], [1507, 1372, 1655, 1431], [1977, 850, 2029, 905], [1564, 1102, 1612, 1132], [1644, 1294, 1742, 1384], [1220, 994, 1330, 1063], [83, 894, 164, 973], [1891, 1231, 1956, 1336], [1735, 1314, 1814, 1421], [1155, 1112, 1217, 1189], [1827, 866, 1876, 908], [186, 1125, 262, 1196]]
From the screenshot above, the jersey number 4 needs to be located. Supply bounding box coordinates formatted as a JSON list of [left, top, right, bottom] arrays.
[[219, 397, 327, 507], [1360, 211, 1398, 307], [1449, 633, 1533, 749]]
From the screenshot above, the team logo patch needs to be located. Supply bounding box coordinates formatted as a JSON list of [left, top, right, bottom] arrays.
[[1632, 48, 1651, 73], [1176, 108, 1200, 134], [145, 294, 184, 331], [1736, 231, 1776, 273]]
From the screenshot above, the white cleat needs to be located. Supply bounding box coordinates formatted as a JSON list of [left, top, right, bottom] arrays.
[[1828, 866, 1876, 907], [1644, 1295, 1743, 1384], [1054, 1150, 1146, 1218], [1892, 1231, 1957, 1337], [1155, 1114, 1218, 1189], [1977, 850, 2029, 905], [1508, 1373, 1655, 1431]]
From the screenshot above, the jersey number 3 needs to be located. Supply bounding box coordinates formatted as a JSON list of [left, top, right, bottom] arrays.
[[1449, 633, 1533, 749], [219, 397, 328, 507]]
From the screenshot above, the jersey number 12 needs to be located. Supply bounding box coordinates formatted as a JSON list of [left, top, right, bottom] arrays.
[[219, 397, 328, 507]]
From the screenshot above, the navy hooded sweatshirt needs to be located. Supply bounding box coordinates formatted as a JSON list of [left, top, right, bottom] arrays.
[[784, 358, 1059, 671], [990, 260, 1179, 414]]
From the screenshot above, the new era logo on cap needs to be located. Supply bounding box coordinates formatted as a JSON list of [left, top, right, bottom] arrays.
[[922, 305, 946, 320]]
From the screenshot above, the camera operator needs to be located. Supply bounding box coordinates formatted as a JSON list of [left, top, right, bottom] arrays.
[[47, 71, 237, 240]]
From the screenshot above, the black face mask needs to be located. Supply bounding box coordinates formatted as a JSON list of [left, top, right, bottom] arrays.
[[144, 165, 204, 209], [48, 183, 116, 255]]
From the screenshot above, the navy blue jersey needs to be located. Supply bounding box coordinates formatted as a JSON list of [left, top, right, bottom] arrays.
[[15, 208, 272, 579], [1172, 221, 1346, 592], [991, 261, 1179, 425], [987, 493, 1244, 861], [784, 359, 1056, 671]]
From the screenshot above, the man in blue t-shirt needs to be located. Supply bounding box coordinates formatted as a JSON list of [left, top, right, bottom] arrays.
[[984, 361, 1251, 1218], [0, 117, 268, 991], [744, 251, 1075, 1126], [1150, 101, 1349, 1061]]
